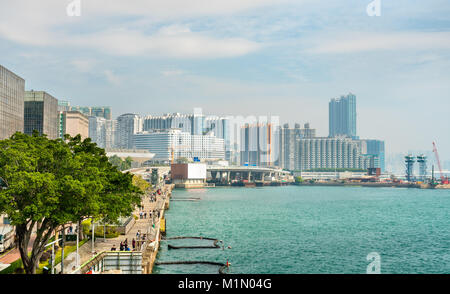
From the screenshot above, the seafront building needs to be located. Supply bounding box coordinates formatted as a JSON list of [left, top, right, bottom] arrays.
[[133, 129, 225, 162], [24, 90, 59, 139], [329, 93, 357, 138], [240, 120, 280, 167], [0, 65, 25, 139], [355, 139, 385, 172], [279, 123, 316, 170], [143, 112, 234, 161], [296, 136, 373, 171]]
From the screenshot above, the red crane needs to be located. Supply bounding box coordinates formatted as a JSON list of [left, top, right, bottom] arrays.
[[432, 142, 449, 184]]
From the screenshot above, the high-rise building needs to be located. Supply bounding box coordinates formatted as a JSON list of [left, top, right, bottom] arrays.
[[88, 116, 117, 149], [296, 137, 372, 171], [329, 93, 357, 138], [24, 90, 59, 139], [143, 113, 193, 133], [60, 111, 89, 139], [117, 113, 142, 149], [57, 100, 71, 112], [279, 123, 316, 170], [104, 119, 117, 149], [89, 116, 106, 148], [240, 120, 280, 167], [0, 65, 25, 139], [133, 129, 225, 162], [358, 139, 385, 172], [68, 105, 112, 119]]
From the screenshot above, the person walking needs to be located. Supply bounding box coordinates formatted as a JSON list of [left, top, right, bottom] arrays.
[[119, 241, 124, 251], [132, 238, 136, 250]]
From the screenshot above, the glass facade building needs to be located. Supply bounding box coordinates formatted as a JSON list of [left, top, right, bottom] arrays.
[[68, 105, 112, 119], [24, 90, 59, 139], [329, 93, 357, 138], [0, 65, 25, 139]]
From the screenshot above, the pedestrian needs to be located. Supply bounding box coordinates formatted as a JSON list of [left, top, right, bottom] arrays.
[[124, 238, 128, 247], [139, 211, 143, 219], [119, 242, 124, 251], [132, 238, 136, 250], [144, 212, 147, 219], [111, 244, 116, 251], [136, 230, 141, 240]]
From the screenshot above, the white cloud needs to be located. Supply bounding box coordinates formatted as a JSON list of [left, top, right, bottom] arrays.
[[71, 59, 95, 72], [0, 0, 275, 58], [305, 31, 450, 54], [103, 70, 121, 85], [70, 27, 261, 58]]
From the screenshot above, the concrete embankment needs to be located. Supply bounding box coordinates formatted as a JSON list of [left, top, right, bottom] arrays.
[[145, 184, 174, 274], [294, 182, 421, 188]]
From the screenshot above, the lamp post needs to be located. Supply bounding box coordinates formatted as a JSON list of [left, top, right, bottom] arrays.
[[91, 218, 95, 254], [45, 238, 62, 274]]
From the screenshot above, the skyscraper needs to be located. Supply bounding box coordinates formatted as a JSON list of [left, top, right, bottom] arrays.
[[329, 93, 357, 138], [279, 123, 316, 170], [89, 116, 117, 149], [117, 113, 142, 149], [0, 65, 25, 139], [24, 90, 59, 139], [240, 120, 280, 167]]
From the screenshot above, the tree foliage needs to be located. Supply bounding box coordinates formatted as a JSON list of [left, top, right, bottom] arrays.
[[132, 175, 151, 193], [0, 132, 143, 273], [108, 155, 133, 171]]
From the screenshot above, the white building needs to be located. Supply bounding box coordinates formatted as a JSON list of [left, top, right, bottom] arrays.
[[117, 113, 142, 149], [296, 137, 372, 171], [89, 117, 117, 149], [133, 129, 225, 162]]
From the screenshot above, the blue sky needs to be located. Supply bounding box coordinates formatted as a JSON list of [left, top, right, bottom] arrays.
[[0, 0, 449, 157]]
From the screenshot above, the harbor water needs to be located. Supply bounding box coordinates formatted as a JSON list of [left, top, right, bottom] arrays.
[[153, 186, 450, 274]]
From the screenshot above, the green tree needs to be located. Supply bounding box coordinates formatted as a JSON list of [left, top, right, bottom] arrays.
[[176, 157, 189, 164], [108, 155, 133, 171], [295, 176, 304, 183], [108, 155, 122, 168], [0, 132, 143, 274], [132, 175, 151, 192]]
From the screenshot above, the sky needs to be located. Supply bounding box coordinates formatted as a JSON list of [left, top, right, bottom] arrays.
[[0, 0, 449, 158]]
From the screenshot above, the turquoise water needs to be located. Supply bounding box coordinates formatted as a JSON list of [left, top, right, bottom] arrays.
[[153, 186, 450, 274]]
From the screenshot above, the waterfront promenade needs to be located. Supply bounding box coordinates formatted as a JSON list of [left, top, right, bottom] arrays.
[[57, 184, 173, 274]]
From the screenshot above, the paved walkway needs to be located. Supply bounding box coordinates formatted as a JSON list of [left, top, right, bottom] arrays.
[[60, 186, 169, 273], [0, 236, 35, 264]]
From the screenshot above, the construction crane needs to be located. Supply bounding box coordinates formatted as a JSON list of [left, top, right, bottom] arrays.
[[169, 145, 189, 164], [432, 142, 449, 184]]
